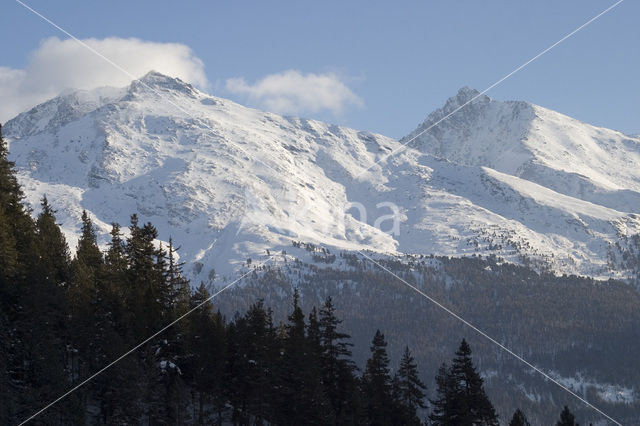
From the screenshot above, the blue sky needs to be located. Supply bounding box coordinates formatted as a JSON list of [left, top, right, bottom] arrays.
[[1, 1, 637, 138]]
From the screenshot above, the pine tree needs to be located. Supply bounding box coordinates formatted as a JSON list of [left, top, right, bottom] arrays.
[[104, 222, 128, 319], [509, 408, 531, 426], [556, 406, 577, 426], [305, 306, 334, 424], [394, 346, 426, 425], [67, 211, 105, 412], [69, 211, 103, 327], [0, 124, 36, 279], [184, 283, 227, 424], [430, 339, 499, 426], [91, 221, 141, 424], [429, 363, 457, 425], [362, 330, 397, 425], [226, 301, 276, 425], [35, 196, 71, 286], [317, 297, 359, 423], [0, 204, 18, 279], [125, 215, 168, 337], [105, 223, 127, 272], [167, 238, 190, 317], [274, 289, 309, 425], [12, 197, 77, 424], [0, 125, 68, 423], [123, 217, 189, 424], [450, 339, 498, 425], [76, 210, 103, 267]]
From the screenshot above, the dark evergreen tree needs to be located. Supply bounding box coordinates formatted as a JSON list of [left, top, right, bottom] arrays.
[[319, 296, 359, 423], [226, 301, 276, 425], [0, 202, 18, 279], [509, 408, 532, 426], [450, 339, 498, 426], [167, 238, 191, 317], [429, 362, 457, 425], [105, 223, 127, 273], [67, 211, 104, 411], [184, 283, 227, 424], [430, 339, 498, 426], [305, 306, 334, 424], [361, 330, 398, 425], [0, 124, 36, 279], [556, 406, 577, 426], [125, 215, 169, 336], [35, 197, 71, 286], [16, 197, 78, 424], [0, 124, 22, 423], [393, 346, 427, 425], [275, 288, 308, 424], [68, 210, 103, 339], [104, 222, 128, 324]]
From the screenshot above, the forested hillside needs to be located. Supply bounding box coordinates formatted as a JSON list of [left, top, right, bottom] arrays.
[[2, 123, 634, 425], [0, 126, 536, 425], [214, 249, 640, 424]]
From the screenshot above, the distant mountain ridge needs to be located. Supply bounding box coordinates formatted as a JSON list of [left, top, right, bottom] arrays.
[[5, 72, 640, 282]]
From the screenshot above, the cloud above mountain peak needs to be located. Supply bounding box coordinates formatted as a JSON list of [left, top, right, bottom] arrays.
[[225, 70, 363, 117], [0, 37, 209, 123]]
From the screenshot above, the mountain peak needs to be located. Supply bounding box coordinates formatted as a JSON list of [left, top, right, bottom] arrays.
[[445, 86, 491, 110], [400, 87, 496, 145], [455, 86, 483, 101], [129, 71, 198, 97]]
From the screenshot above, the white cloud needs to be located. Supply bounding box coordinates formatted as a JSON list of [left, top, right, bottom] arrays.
[[225, 70, 363, 116], [0, 37, 209, 123]]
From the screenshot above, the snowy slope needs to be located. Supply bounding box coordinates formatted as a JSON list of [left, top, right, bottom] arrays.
[[5, 73, 640, 282], [404, 87, 640, 212]]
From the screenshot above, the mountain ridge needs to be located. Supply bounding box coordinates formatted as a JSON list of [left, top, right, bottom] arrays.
[[5, 72, 640, 282]]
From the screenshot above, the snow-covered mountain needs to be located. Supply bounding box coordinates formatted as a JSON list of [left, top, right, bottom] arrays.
[[4, 73, 640, 282]]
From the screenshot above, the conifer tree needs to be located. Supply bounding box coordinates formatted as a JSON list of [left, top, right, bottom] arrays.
[[69, 211, 103, 323], [184, 283, 227, 424], [394, 346, 427, 425], [305, 306, 334, 424], [556, 406, 577, 426], [429, 363, 457, 425], [450, 339, 498, 425], [0, 125, 48, 422], [318, 296, 359, 421], [76, 211, 103, 268], [104, 222, 128, 314], [35, 196, 71, 286], [509, 408, 532, 426], [167, 238, 190, 317], [125, 215, 168, 336], [0, 204, 18, 279], [276, 288, 308, 424], [307, 306, 322, 359], [13, 197, 77, 424], [67, 211, 105, 409], [0, 124, 36, 278], [226, 301, 276, 424], [362, 330, 397, 425], [105, 223, 127, 271], [430, 339, 499, 426]]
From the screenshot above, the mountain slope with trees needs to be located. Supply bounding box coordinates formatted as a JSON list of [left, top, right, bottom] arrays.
[[0, 125, 596, 424]]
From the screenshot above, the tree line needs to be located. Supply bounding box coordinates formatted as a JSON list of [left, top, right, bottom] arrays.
[[1, 125, 584, 424]]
